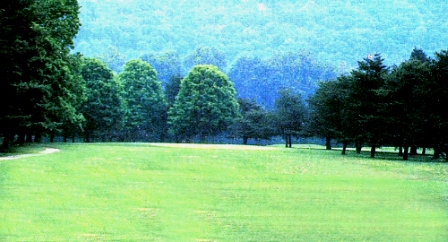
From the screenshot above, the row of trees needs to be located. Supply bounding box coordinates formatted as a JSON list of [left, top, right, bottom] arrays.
[[0, 0, 308, 148], [105, 46, 335, 109], [1, 0, 82, 149], [1, 44, 309, 147], [307, 49, 448, 160], [76, 58, 308, 144]]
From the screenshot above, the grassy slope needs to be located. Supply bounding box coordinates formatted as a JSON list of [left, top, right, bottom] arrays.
[[0, 143, 447, 241]]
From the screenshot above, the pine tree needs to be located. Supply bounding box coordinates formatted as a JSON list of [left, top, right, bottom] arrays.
[[349, 53, 389, 157]]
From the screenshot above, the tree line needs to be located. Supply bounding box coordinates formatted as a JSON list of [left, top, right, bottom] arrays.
[[2, 1, 447, 162], [1, 49, 307, 147], [306, 49, 448, 161]]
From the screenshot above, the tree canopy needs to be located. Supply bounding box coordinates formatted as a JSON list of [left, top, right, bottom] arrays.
[[168, 65, 240, 141], [1, 0, 81, 148], [119, 59, 167, 141]]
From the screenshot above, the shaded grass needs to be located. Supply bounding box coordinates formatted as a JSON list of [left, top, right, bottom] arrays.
[[0, 144, 48, 158], [0, 143, 447, 241]]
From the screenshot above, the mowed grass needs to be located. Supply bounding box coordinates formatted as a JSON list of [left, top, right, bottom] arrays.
[[0, 143, 447, 241]]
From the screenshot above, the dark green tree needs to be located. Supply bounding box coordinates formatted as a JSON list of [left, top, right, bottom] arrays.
[[80, 58, 125, 142], [306, 80, 344, 150], [61, 52, 87, 143], [168, 65, 240, 141], [409, 47, 430, 63], [384, 58, 430, 160], [0, 0, 81, 148], [274, 89, 307, 148], [234, 98, 276, 145], [165, 75, 183, 107], [349, 53, 389, 157], [119, 59, 168, 141], [426, 50, 448, 160]]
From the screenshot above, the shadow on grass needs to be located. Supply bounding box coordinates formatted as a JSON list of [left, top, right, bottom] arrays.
[[288, 145, 447, 163], [0, 143, 46, 157]]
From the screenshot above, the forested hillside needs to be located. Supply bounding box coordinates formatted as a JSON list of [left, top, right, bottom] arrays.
[[74, 0, 448, 71]]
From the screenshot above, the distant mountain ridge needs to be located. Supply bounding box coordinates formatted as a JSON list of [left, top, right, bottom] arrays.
[[74, 0, 448, 72]]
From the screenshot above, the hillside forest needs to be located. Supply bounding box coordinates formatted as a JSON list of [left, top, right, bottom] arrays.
[[1, 0, 448, 160]]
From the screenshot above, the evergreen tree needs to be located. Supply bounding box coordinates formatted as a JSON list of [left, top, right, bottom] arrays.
[[306, 80, 344, 150], [426, 50, 448, 160], [349, 53, 389, 157], [119, 59, 168, 141], [385, 59, 430, 159], [0, 0, 81, 148], [168, 65, 240, 141]]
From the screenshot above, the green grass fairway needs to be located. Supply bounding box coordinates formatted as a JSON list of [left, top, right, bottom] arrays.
[[0, 143, 447, 241]]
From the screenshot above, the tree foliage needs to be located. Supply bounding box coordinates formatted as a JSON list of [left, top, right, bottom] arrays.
[[233, 98, 276, 145], [80, 58, 125, 142], [119, 59, 167, 141], [274, 89, 307, 147], [1, 0, 81, 148], [168, 65, 240, 141]]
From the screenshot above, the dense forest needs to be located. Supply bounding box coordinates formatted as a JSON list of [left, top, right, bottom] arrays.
[[72, 0, 448, 107], [1, 0, 448, 160], [74, 0, 448, 70]]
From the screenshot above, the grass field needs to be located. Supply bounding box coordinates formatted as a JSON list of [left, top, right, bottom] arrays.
[[0, 143, 447, 241]]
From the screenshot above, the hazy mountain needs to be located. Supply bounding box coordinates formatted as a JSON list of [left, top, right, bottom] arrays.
[[73, 0, 448, 73]]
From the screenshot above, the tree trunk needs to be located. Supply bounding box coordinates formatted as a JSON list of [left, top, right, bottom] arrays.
[[410, 145, 417, 156], [85, 131, 90, 143], [432, 147, 441, 160], [34, 132, 42, 143], [370, 146, 376, 158], [25, 131, 33, 143], [403, 146, 409, 160], [422, 147, 426, 155], [50, 131, 55, 143], [398, 146, 403, 156], [285, 133, 292, 148], [17, 132, 25, 146], [325, 136, 331, 150], [243, 136, 248, 145], [2, 132, 10, 150], [342, 140, 348, 155], [355, 140, 362, 154]]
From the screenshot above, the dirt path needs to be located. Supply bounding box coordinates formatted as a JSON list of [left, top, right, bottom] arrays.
[[0, 148, 60, 161]]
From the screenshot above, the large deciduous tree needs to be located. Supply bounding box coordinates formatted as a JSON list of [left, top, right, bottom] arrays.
[[119, 59, 168, 141], [80, 58, 125, 142], [168, 65, 240, 141]]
